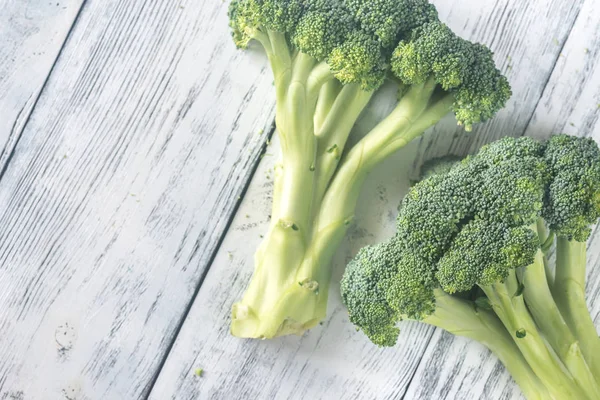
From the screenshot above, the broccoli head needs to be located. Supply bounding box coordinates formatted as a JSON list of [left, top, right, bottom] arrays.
[[543, 134, 600, 241], [342, 135, 600, 341], [228, 0, 510, 113], [228, 0, 511, 341]]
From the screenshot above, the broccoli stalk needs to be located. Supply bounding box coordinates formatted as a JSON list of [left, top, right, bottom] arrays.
[[519, 242, 600, 398], [554, 237, 600, 379], [342, 135, 600, 399], [424, 289, 551, 400], [229, 0, 510, 339], [482, 268, 593, 399]]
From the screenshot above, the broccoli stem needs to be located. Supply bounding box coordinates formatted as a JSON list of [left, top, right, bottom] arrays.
[[481, 270, 588, 399], [554, 237, 600, 380], [519, 249, 600, 397], [314, 80, 438, 233], [263, 31, 292, 102], [314, 80, 341, 132], [313, 85, 373, 211], [233, 56, 455, 338], [424, 289, 551, 400], [231, 50, 327, 338], [536, 218, 554, 288], [307, 61, 335, 100], [372, 94, 454, 164]]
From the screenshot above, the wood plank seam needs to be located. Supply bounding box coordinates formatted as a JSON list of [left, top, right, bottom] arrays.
[[399, 331, 437, 400], [141, 120, 277, 398], [0, 0, 90, 181]]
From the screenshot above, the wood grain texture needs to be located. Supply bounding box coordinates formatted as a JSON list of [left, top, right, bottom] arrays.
[[148, 1, 592, 399], [0, 0, 84, 174], [0, 0, 276, 398], [404, 331, 524, 400], [404, 0, 600, 397]]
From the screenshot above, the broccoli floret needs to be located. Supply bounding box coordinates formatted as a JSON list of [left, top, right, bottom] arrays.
[[228, 0, 510, 341], [418, 155, 462, 180], [341, 240, 402, 346], [436, 220, 538, 292], [543, 134, 600, 241], [342, 134, 600, 399]]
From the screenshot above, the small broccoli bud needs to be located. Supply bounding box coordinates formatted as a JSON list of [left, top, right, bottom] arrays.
[[261, 0, 305, 32], [382, 250, 436, 320], [451, 44, 511, 129], [392, 22, 468, 87], [343, 0, 438, 49], [515, 329, 527, 339], [436, 220, 538, 293], [228, 0, 263, 48]]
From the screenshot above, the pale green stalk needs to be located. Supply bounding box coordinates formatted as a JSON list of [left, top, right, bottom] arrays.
[[519, 247, 600, 398], [312, 85, 373, 212], [536, 218, 555, 288], [314, 80, 341, 132], [554, 237, 600, 379], [232, 46, 457, 337], [481, 270, 588, 399], [232, 47, 324, 338], [424, 289, 551, 400]]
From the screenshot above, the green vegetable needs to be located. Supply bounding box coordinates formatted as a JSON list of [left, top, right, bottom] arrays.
[[342, 134, 600, 399], [228, 0, 510, 339]]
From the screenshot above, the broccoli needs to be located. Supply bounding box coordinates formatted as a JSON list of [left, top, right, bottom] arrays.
[[228, 0, 510, 339], [341, 134, 600, 399], [418, 154, 463, 181]]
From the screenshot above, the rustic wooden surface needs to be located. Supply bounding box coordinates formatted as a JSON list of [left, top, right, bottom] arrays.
[[0, 0, 598, 399], [0, 0, 84, 174]]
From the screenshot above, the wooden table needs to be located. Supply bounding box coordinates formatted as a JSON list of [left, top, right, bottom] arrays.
[[1, 0, 599, 399]]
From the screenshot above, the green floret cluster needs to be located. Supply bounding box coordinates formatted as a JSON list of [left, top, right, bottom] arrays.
[[227, 0, 510, 341], [543, 134, 600, 241], [229, 0, 510, 118], [342, 134, 600, 399]]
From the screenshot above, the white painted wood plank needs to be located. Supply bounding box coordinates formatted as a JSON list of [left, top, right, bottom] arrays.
[[0, 0, 277, 398], [0, 0, 84, 172], [404, 0, 600, 397], [149, 1, 587, 398]]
